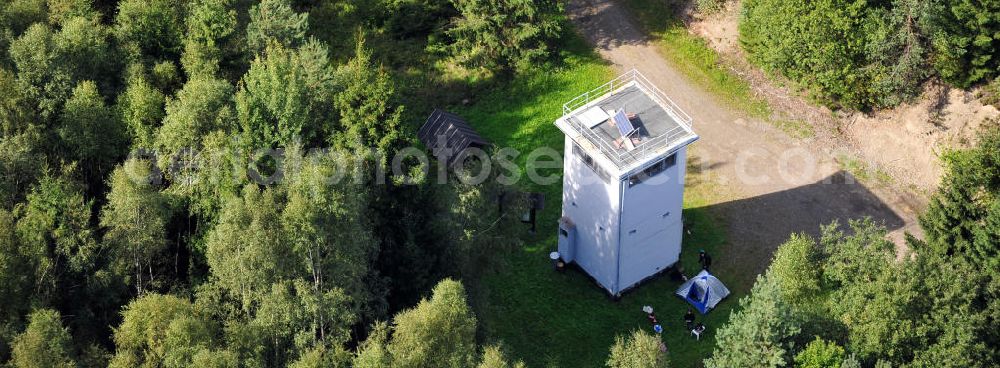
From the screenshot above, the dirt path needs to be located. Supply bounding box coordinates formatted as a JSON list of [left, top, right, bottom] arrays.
[[566, 0, 925, 281]]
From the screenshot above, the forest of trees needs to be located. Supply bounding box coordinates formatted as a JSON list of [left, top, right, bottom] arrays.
[[706, 127, 1000, 367], [0, 0, 580, 367], [739, 0, 1000, 109]]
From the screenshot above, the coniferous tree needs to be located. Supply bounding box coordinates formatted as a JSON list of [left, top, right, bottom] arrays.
[[181, 0, 238, 80], [923, 0, 1000, 87], [918, 126, 1000, 269], [332, 36, 402, 159], [246, 0, 309, 56], [705, 274, 800, 368], [446, 0, 561, 73]]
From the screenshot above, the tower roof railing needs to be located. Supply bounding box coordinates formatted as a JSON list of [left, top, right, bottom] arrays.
[[562, 69, 693, 129], [560, 69, 696, 172]]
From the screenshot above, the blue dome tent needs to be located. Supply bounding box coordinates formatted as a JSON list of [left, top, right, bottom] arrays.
[[675, 270, 730, 314]]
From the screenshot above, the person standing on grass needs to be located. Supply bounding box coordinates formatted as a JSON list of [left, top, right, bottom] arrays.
[[683, 308, 696, 330], [699, 249, 712, 271]]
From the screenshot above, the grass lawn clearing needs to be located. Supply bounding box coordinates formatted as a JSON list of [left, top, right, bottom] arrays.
[[447, 32, 752, 368]]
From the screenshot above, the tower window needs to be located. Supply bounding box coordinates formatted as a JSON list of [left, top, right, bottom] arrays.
[[573, 143, 611, 183], [628, 154, 677, 187]]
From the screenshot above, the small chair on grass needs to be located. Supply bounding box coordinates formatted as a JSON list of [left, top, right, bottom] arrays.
[[691, 323, 706, 341]]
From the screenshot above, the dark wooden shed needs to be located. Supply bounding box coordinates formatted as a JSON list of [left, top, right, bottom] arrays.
[[418, 109, 489, 167]]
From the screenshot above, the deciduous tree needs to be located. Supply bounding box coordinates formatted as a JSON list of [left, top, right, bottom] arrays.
[[59, 80, 125, 180], [9, 309, 76, 368], [181, 0, 237, 79], [606, 330, 668, 368], [117, 71, 166, 149], [9, 23, 73, 119], [794, 337, 845, 368], [113, 0, 186, 61], [109, 293, 220, 368], [154, 76, 234, 173], [768, 233, 822, 304], [0, 131, 44, 209], [388, 279, 477, 368], [100, 159, 171, 294], [236, 42, 335, 150], [14, 170, 98, 301]]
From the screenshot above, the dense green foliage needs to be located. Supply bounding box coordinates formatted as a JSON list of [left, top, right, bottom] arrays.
[[606, 330, 669, 368], [446, 0, 562, 73], [740, 0, 998, 109], [349, 280, 527, 368], [740, 0, 926, 109], [0, 0, 564, 366], [919, 126, 1000, 269], [9, 309, 76, 368], [709, 216, 999, 367], [793, 338, 846, 368], [923, 0, 1000, 87], [704, 274, 799, 368]]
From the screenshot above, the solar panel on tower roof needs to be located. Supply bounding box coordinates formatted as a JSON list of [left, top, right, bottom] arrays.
[[612, 109, 635, 138]]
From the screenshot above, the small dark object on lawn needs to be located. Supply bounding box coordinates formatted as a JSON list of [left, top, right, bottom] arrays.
[[698, 249, 712, 271], [668, 266, 686, 282]]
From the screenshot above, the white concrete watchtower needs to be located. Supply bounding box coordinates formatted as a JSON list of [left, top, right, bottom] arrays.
[[555, 69, 698, 297]]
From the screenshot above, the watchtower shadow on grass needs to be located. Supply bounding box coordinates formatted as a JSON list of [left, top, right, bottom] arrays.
[[682, 170, 906, 292]]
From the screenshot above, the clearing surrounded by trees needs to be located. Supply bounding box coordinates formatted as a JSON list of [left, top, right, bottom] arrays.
[[0, 1, 996, 368]]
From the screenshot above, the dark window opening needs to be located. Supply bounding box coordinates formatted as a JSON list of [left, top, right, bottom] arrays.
[[573, 143, 611, 183], [628, 153, 677, 187]]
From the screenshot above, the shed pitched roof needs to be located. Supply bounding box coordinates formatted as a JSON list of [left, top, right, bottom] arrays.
[[418, 109, 489, 167]]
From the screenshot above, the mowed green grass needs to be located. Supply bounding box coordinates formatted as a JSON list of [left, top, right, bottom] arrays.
[[447, 35, 746, 368]]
